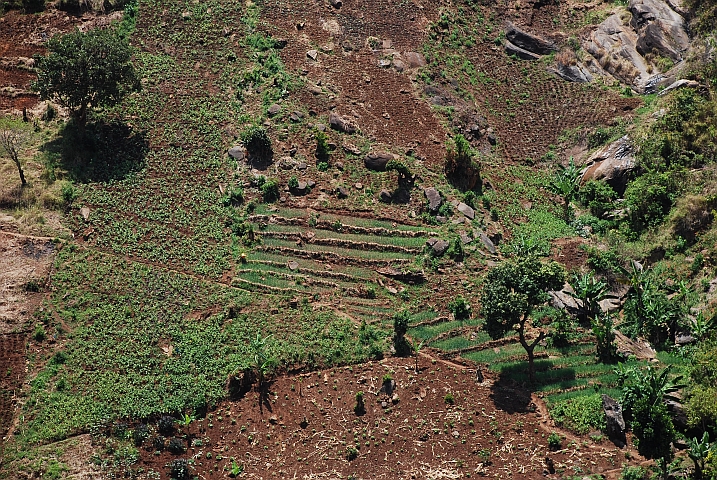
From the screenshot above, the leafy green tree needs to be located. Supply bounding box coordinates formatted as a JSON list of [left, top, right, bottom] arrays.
[[445, 134, 482, 192], [481, 254, 565, 383], [546, 157, 580, 221], [33, 28, 139, 128], [0, 116, 33, 185], [242, 125, 273, 161], [686, 339, 717, 431]]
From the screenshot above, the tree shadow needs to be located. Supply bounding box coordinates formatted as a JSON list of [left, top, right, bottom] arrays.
[[490, 359, 576, 413], [258, 379, 275, 415], [41, 119, 148, 183]]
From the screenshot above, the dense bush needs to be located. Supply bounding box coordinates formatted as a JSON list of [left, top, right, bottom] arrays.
[[260, 179, 279, 202], [448, 295, 471, 320], [392, 310, 411, 357], [241, 125, 273, 161], [579, 180, 617, 218], [445, 134, 481, 192], [624, 171, 681, 234]]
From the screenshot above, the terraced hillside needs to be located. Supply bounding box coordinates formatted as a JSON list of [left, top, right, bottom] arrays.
[[2, 0, 717, 476]]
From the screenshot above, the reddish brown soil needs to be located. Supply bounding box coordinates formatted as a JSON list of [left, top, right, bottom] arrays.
[[0, 333, 26, 441], [136, 355, 645, 479]]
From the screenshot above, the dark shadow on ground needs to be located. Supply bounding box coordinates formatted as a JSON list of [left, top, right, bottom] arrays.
[[490, 359, 576, 414], [41, 119, 148, 183]]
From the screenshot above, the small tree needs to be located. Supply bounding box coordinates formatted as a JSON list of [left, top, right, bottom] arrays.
[[242, 125, 273, 161], [546, 157, 580, 222], [392, 310, 411, 357], [445, 134, 481, 192], [33, 28, 139, 128], [481, 254, 565, 383], [250, 333, 277, 390], [0, 116, 32, 185], [568, 271, 618, 363]]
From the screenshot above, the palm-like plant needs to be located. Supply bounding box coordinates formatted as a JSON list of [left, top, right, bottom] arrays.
[[546, 158, 581, 221], [687, 432, 712, 480]]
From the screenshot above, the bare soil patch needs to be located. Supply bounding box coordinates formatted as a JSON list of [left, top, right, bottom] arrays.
[[135, 356, 645, 479]]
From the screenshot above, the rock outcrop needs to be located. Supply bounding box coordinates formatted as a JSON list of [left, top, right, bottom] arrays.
[[581, 136, 636, 196], [602, 395, 627, 448], [629, 0, 690, 62]]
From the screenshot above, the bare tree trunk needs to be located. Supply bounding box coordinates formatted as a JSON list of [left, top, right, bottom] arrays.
[[16, 160, 26, 185], [518, 316, 547, 385]]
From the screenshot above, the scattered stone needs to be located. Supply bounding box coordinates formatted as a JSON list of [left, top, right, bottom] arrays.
[[307, 180, 316, 188], [315, 123, 326, 132], [487, 129, 497, 145], [297, 162, 307, 170], [336, 186, 349, 198], [364, 151, 394, 171], [290, 111, 304, 122], [279, 196, 286, 203], [335, 162, 344, 171], [267, 104, 281, 117], [342, 143, 361, 155], [80, 207, 90, 221], [354, 183, 363, 190], [228, 145, 246, 161], [294, 181, 308, 195], [378, 58, 392, 68], [329, 0, 342, 7], [379, 189, 392, 203], [602, 395, 627, 448], [269, 415, 278, 424], [431, 240, 450, 256], [279, 157, 295, 170], [307, 49, 318, 60], [460, 233, 472, 244], [387, 286, 398, 294], [549, 284, 581, 313], [393, 59, 406, 72], [424, 187, 442, 213], [436, 216, 447, 224], [457, 202, 475, 220], [404, 51, 427, 68], [478, 232, 496, 253], [329, 112, 357, 134], [675, 333, 696, 345]]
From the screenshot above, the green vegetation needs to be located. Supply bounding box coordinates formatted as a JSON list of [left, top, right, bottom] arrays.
[[0, 116, 32, 185], [33, 28, 139, 128]]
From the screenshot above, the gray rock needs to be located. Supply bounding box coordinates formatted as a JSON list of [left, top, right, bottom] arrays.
[[666, 399, 689, 430], [329, 0, 342, 7], [307, 49, 318, 60], [505, 40, 541, 60], [379, 189, 392, 203], [659, 78, 702, 96], [505, 22, 557, 55], [404, 51, 427, 68], [329, 112, 357, 134], [460, 233, 472, 244], [393, 59, 406, 72], [364, 151, 394, 171], [228, 145, 246, 161], [297, 162, 307, 170], [478, 231, 496, 254], [436, 216, 447, 224], [315, 123, 326, 132], [630, 0, 689, 62], [675, 333, 696, 345], [602, 395, 627, 448], [549, 285, 581, 313], [583, 14, 653, 90], [432, 240, 450, 256], [424, 187, 442, 213], [336, 186, 349, 198], [581, 135, 636, 196], [555, 63, 593, 83], [307, 180, 316, 188], [457, 202, 475, 220], [335, 162, 344, 171], [267, 104, 281, 117], [288, 261, 299, 270], [378, 58, 392, 68], [290, 111, 303, 122]]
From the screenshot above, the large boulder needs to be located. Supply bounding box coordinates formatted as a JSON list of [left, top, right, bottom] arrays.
[[364, 151, 395, 171], [602, 395, 627, 448], [555, 62, 593, 83], [581, 136, 636, 196], [505, 40, 541, 60], [505, 22, 557, 55], [329, 112, 357, 134], [629, 0, 690, 62], [583, 14, 654, 90], [404, 51, 427, 68]]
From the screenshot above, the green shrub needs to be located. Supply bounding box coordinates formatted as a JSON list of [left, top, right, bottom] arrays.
[[619, 465, 647, 480], [547, 432, 562, 450], [549, 394, 606, 434], [33, 325, 46, 342], [444, 393, 455, 405], [579, 180, 617, 218], [392, 310, 411, 356], [241, 125, 273, 160], [345, 445, 359, 460], [317, 161, 329, 172], [315, 130, 329, 162], [354, 391, 365, 415], [624, 171, 680, 233], [288, 176, 299, 190], [445, 134, 481, 192], [61, 182, 77, 206], [261, 179, 279, 202], [448, 295, 471, 320]]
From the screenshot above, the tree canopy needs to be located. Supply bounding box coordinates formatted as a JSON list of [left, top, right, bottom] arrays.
[[481, 254, 565, 382], [33, 28, 139, 127]]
